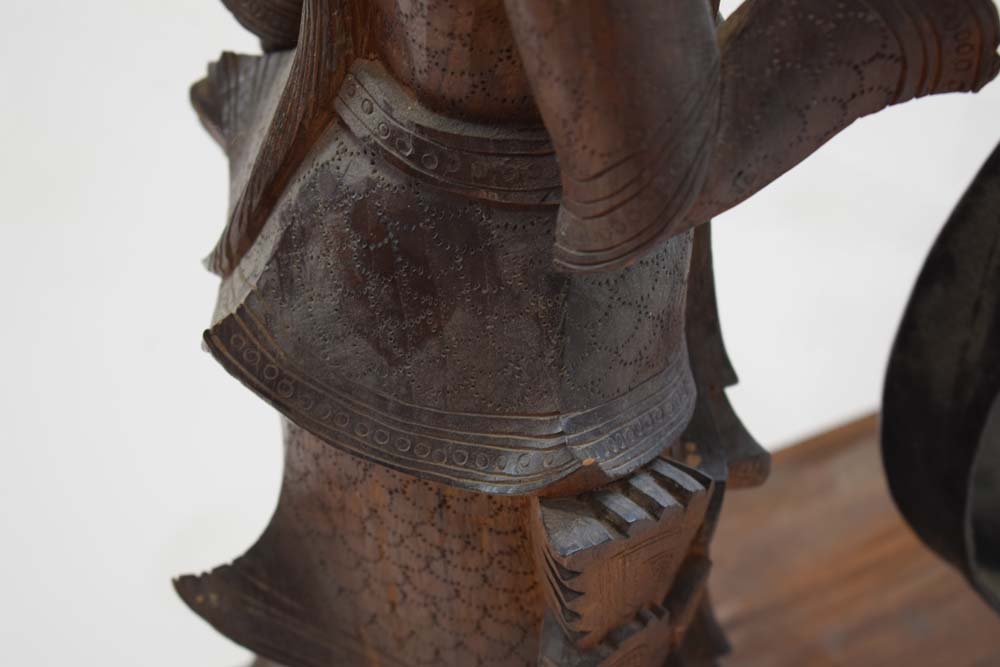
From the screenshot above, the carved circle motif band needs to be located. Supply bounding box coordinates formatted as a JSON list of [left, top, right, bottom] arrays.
[[335, 61, 562, 207], [205, 303, 694, 494]]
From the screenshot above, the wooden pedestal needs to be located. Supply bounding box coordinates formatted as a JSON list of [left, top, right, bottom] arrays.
[[712, 415, 1000, 666]]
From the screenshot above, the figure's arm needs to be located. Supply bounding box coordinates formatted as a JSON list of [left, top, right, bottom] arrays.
[[507, 0, 999, 271], [684, 0, 1000, 227], [504, 0, 721, 272]]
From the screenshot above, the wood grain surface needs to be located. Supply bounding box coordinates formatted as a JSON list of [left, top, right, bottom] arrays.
[[712, 415, 1000, 667]]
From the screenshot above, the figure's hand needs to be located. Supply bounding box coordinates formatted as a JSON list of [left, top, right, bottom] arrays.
[[684, 0, 1000, 226]]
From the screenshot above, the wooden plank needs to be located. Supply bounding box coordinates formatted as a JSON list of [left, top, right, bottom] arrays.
[[713, 414, 1000, 666]]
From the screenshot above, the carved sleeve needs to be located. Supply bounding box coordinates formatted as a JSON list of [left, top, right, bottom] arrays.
[[205, 0, 361, 277], [504, 0, 722, 272], [507, 0, 999, 272], [685, 0, 1000, 226]]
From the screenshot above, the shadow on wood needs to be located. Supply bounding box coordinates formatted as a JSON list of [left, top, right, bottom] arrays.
[[712, 415, 1000, 666]]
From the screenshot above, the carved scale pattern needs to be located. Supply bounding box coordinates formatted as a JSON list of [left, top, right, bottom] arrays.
[[177, 420, 543, 667], [370, 0, 541, 122], [180, 1, 1000, 665], [689, 0, 1000, 221]]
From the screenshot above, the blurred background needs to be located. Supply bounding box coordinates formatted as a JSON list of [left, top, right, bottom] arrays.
[[0, 0, 997, 664]]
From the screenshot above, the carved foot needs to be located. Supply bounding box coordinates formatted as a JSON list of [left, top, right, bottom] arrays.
[[532, 457, 717, 665], [537, 555, 713, 666]]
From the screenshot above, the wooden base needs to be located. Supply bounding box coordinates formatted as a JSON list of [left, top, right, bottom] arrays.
[[712, 414, 1000, 666]]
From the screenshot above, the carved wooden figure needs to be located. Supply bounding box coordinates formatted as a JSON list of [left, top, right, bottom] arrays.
[[176, 1, 1000, 665]]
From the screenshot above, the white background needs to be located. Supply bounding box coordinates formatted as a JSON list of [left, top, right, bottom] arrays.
[[0, 1, 997, 665]]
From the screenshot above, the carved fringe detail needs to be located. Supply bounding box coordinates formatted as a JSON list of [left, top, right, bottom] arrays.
[[207, 0, 356, 277], [531, 457, 714, 654]]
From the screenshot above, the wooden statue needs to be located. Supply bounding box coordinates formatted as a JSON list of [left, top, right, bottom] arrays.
[[175, 1, 1000, 665]]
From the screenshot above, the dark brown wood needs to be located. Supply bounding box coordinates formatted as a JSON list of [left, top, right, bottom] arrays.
[[675, 223, 769, 491], [241, 416, 1000, 666], [197, 52, 696, 496], [508, 0, 1000, 271], [712, 415, 1000, 666], [685, 0, 1000, 230], [505, 0, 720, 271], [371, 0, 540, 123], [205, 0, 372, 277], [179, 0, 1000, 664], [178, 420, 543, 667], [531, 459, 713, 650], [883, 141, 1000, 613]]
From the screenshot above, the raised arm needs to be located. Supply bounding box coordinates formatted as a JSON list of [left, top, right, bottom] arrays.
[[506, 0, 1000, 272], [684, 0, 1000, 225]]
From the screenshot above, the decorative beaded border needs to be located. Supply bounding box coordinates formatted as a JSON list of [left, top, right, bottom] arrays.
[[205, 302, 693, 494]]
